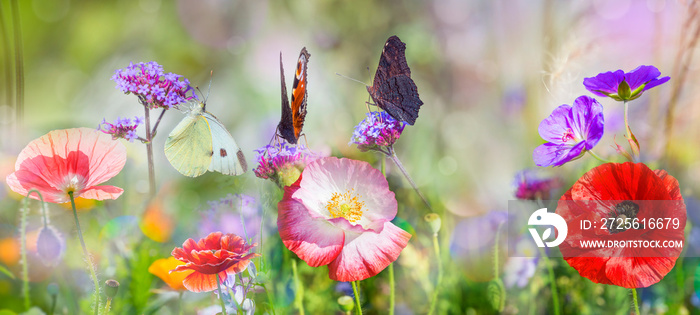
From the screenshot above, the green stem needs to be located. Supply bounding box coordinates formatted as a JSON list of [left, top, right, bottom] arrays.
[[587, 150, 611, 163], [537, 247, 559, 315], [103, 298, 112, 315], [493, 223, 503, 280], [427, 231, 443, 315], [631, 288, 640, 315], [291, 259, 305, 315], [380, 155, 395, 315], [624, 101, 630, 140], [69, 191, 101, 315], [388, 263, 395, 315], [387, 147, 433, 212], [178, 291, 183, 315], [262, 284, 277, 315], [351, 281, 363, 315], [20, 193, 31, 310], [143, 105, 156, 197], [216, 275, 228, 315]]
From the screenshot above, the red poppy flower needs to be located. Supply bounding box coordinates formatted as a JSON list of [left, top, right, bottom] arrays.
[[171, 232, 259, 293], [557, 162, 686, 288]]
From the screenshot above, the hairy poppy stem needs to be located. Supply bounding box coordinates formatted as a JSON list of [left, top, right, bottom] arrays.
[[427, 231, 443, 315], [380, 156, 396, 315], [69, 191, 101, 315], [632, 288, 640, 314], [216, 276, 228, 315], [351, 281, 363, 315], [291, 259, 305, 315], [177, 291, 183, 315], [387, 147, 433, 212], [538, 247, 559, 315], [19, 192, 31, 310]]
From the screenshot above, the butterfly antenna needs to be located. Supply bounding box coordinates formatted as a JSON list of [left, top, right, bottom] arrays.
[[206, 70, 213, 102], [335, 72, 368, 86], [300, 133, 309, 149]]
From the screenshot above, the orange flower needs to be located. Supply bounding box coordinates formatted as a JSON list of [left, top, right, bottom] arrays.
[[148, 257, 193, 291], [6, 128, 126, 203], [171, 232, 259, 292]]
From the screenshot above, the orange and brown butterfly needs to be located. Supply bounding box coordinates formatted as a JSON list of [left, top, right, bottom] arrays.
[[277, 47, 310, 144]]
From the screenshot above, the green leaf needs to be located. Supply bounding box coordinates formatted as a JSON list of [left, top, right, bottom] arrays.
[[0, 265, 15, 279]]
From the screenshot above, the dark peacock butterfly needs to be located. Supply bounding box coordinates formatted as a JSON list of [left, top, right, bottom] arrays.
[[367, 36, 423, 125], [278, 47, 310, 144]]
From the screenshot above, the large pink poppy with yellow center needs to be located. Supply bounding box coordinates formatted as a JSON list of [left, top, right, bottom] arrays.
[[278, 157, 411, 281]]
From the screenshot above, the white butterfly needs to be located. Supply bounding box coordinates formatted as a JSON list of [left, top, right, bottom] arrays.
[[164, 100, 247, 177]]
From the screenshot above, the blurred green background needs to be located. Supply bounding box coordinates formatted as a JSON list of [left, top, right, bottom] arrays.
[[1, 0, 700, 314]]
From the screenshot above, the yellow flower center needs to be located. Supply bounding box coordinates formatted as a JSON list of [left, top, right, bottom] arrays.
[[326, 189, 365, 224]]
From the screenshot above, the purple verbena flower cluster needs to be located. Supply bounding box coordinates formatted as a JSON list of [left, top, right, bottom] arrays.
[[112, 61, 197, 109], [349, 111, 405, 152], [253, 142, 321, 187], [98, 116, 144, 142]]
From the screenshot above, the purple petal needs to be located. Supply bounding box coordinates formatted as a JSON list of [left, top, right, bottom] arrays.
[[583, 70, 624, 97], [624, 65, 661, 90], [538, 105, 573, 144], [533, 142, 586, 167], [569, 95, 604, 149], [642, 76, 670, 91]]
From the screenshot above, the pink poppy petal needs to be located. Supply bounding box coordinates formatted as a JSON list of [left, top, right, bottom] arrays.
[[79, 185, 124, 200], [278, 190, 344, 267], [297, 158, 397, 221], [6, 170, 67, 203], [328, 221, 411, 282], [72, 128, 127, 188]]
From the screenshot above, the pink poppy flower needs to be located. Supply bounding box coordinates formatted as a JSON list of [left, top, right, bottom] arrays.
[[278, 157, 411, 281], [6, 128, 127, 203]]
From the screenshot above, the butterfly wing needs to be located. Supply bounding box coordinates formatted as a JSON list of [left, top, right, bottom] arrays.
[[164, 106, 214, 177], [277, 48, 310, 144], [367, 35, 423, 125], [204, 111, 247, 176]]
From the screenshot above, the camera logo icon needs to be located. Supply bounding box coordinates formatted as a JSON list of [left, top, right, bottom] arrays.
[[528, 208, 568, 248]]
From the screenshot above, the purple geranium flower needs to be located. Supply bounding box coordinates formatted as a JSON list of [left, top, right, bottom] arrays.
[[583, 65, 670, 101], [533, 95, 604, 167]]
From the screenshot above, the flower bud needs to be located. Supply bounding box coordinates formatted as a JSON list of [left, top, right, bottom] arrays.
[[424, 213, 442, 235], [337, 295, 354, 312], [104, 279, 120, 299], [487, 279, 505, 312], [36, 225, 65, 266]]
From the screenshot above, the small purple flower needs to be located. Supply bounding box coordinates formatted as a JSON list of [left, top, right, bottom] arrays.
[[583, 65, 670, 101], [513, 169, 562, 200], [533, 95, 604, 167], [199, 194, 261, 240], [111, 61, 197, 109], [349, 111, 405, 152], [253, 143, 322, 187], [98, 116, 144, 142], [503, 238, 539, 288], [36, 225, 65, 267]]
